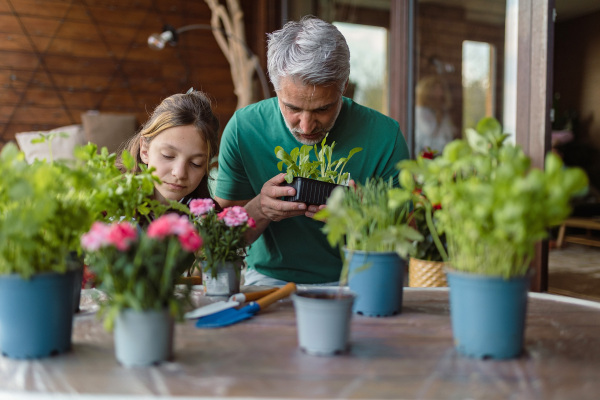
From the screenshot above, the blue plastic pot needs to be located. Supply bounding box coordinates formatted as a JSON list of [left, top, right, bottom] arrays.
[[0, 271, 75, 359], [446, 269, 530, 360], [67, 252, 84, 313], [114, 308, 174, 367], [345, 249, 405, 317]]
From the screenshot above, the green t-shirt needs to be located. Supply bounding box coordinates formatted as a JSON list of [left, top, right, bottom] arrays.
[[215, 97, 409, 283]]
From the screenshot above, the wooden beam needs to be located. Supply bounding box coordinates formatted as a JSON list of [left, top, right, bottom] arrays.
[[389, 0, 414, 151], [515, 0, 555, 292]]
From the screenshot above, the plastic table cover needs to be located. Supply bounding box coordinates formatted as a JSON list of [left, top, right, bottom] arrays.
[[0, 287, 599, 400]]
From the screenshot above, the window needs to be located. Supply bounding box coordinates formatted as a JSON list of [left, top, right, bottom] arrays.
[[333, 22, 389, 115], [462, 40, 496, 130]]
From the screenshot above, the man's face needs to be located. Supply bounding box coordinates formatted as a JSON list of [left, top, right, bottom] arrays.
[[277, 77, 344, 145]]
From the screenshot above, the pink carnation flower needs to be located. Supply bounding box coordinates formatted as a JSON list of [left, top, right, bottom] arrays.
[[147, 214, 179, 238], [218, 206, 249, 227], [190, 198, 215, 216], [81, 222, 111, 251], [169, 214, 195, 236], [178, 229, 203, 252], [148, 214, 201, 253], [107, 222, 138, 251], [247, 217, 256, 228]]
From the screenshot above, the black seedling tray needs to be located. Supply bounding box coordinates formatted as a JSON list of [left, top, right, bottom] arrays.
[[282, 177, 341, 205]]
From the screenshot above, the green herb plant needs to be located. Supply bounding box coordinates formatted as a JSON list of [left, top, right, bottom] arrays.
[[76, 144, 187, 224], [314, 177, 423, 284], [275, 134, 362, 185], [390, 149, 448, 262], [0, 143, 97, 278], [408, 117, 589, 278], [30, 130, 69, 163]]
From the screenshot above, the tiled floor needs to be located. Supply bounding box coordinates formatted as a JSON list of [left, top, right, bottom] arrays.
[[548, 243, 600, 302]]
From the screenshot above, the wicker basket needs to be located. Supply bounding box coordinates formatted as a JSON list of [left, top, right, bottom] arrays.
[[408, 258, 448, 287]]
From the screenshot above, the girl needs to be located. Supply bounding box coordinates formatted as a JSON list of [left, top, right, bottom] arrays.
[[118, 89, 220, 205]]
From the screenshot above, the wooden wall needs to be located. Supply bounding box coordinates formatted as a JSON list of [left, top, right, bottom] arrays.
[[0, 0, 276, 146]]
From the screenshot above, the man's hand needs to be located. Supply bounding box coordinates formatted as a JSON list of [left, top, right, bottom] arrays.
[[216, 174, 311, 245], [257, 173, 307, 221], [305, 204, 326, 219]]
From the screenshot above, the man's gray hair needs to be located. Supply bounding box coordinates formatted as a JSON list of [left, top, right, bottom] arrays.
[[267, 16, 350, 93]]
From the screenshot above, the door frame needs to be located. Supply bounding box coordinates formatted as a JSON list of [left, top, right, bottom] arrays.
[[389, 0, 554, 291]]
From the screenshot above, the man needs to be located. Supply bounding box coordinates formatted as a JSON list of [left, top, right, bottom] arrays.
[[215, 16, 409, 285]]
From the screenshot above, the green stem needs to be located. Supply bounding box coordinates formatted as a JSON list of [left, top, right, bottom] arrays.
[[425, 203, 448, 261]]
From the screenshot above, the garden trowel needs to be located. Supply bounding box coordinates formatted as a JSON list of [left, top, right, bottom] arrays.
[[195, 282, 296, 328], [184, 287, 278, 319]]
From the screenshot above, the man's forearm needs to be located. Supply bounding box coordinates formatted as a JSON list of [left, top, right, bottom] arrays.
[[242, 195, 271, 244]]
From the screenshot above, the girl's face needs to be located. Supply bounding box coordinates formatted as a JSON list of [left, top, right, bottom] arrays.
[[140, 125, 208, 204]]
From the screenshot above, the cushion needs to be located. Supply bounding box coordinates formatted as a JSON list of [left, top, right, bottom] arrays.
[[15, 124, 87, 163], [81, 111, 137, 154]]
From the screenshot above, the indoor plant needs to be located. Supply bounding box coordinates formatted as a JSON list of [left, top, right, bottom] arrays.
[[314, 177, 423, 317], [418, 117, 589, 359], [392, 148, 449, 287], [275, 134, 362, 204], [81, 213, 202, 366], [0, 142, 98, 358], [189, 198, 255, 296]]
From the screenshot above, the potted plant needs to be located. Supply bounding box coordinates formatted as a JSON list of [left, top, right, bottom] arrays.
[[275, 134, 362, 205], [418, 117, 589, 359], [0, 143, 98, 358], [80, 213, 202, 366], [189, 198, 255, 296], [392, 148, 449, 287], [76, 144, 191, 289], [314, 177, 423, 317]]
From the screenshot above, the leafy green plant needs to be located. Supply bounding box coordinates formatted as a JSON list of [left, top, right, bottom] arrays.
[[0, 143, 97, 278], [410, 117, 589, 277], [391, 148, 447, 262], [76, 144, 186, 224], [30, 130, 69, 163], [81, 214, 201, 331], [275, 135, 362, 184], [314, 177, 423, 284]]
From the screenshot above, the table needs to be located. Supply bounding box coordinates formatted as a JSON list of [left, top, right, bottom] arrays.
[[1, 288, 599, 399]]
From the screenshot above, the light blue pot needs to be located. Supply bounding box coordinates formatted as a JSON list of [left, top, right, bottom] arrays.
[[292, 288, 356, 356], [447, 270, 530, 360], [0, 271, 75, 359], [114, 308, 174, 367], [345, 250, 405, 317]]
